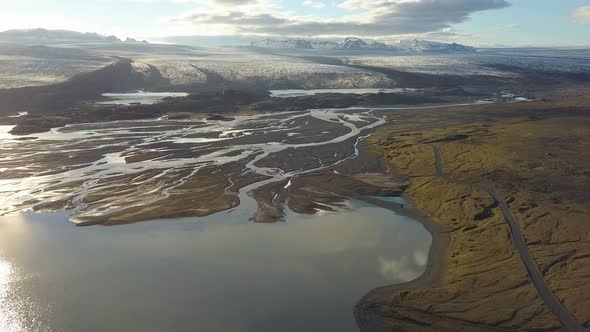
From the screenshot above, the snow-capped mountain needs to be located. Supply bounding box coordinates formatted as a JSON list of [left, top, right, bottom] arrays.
[[338, 37, 389, 50], [396, 39, 474, 53], [339, 37, 368, 49], [250, 39, 313, 49], [251, 37, 475, 53], [0, 29, 148, 44], [310, 40, 340, 49]]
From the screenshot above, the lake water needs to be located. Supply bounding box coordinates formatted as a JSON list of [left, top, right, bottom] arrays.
[[0, 125, 15, 140], [97, 91, 189, 105], [372, 196, 407, 206], [269, 88, 416, 98], [0, 200, 431, 332]]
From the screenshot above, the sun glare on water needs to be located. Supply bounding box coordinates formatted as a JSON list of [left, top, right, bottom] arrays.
[[0, 259, 25, 332]]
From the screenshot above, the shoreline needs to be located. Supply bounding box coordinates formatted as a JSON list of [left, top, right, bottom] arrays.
[[353, 92, 590, 330], [353, 158, 451, 331]]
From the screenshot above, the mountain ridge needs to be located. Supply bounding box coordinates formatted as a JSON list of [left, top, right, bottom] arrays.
[[251, 37, 475, 53], [0, 28, 148, 44]]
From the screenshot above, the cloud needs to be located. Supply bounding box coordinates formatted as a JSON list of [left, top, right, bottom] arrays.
[[378, 256, 421, 282], [212, 0, 258, 4], [379, 27, 475, 43], [413, 249, 428, 267], [215, 0, 249, 3], [134, 0, 274, 9], [303, 0, 326, 9], [572, 6, 590, 23], [175, 0, 510, 38], [182, 12, 287, 26], [493, 23, 520, 31], [136, 0, 257, 3]]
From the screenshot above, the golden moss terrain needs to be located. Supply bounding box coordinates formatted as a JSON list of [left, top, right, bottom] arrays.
[[357, 89, 590, 331]]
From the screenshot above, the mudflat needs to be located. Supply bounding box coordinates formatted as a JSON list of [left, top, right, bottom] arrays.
[[356, 87, 590, 331]]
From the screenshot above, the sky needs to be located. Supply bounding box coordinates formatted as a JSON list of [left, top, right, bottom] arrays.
[[0, 0, 589, 47]]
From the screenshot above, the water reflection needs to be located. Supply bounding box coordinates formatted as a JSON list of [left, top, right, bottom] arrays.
[[269, 88, 416, 98], [98, 91, 189, 105], [0, 253, 53, 332], [0, 201, 431, 332], [0, 125, 15, 140], [0, 259, 21, 332]]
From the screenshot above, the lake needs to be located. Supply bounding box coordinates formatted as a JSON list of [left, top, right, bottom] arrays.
[[0, 200, 431, 332], [98, 91, 189, 105]]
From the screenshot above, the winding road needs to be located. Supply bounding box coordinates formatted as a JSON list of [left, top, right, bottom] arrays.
[[431, 144, 585, 332]]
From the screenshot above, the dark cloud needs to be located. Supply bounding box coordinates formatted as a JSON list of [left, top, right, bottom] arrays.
[[178, 0, 510, 37]]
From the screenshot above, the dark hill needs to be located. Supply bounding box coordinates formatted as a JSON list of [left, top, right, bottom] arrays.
[[0, 59, 168, 115]]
